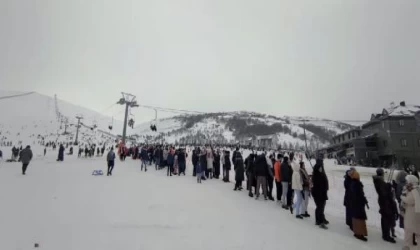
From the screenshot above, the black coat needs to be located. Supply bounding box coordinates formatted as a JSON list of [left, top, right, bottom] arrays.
[[223, 154, 231, 170], [280, 162, 292, 182], [192, 150, 199, 165], [233, 153, 245, 181], [349, 179, 368, 220], [311, 161, 329, 201], [372, 176, 397, 216], [343, 174, 352, 207], [200, 154, 207, 170], [254, 155, 268, 177]]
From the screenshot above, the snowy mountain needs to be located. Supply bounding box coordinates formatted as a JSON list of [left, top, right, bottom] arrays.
[[134, 111, 354, 150], [0, 91, 128, 151], [0, 91, 354, 152]]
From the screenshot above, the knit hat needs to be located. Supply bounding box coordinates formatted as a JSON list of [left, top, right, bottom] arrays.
[[406, 175, 419, 185]]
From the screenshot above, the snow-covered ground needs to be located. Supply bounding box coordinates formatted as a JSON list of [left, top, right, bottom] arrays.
[[0, 150, 400, 250]]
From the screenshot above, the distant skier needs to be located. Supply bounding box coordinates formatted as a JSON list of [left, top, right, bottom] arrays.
[[20, 145, 33, 175], [44, 147, 47, 156], [57, 144, 64, 161], [97, 147, 100, 156], [101, 146, 105, 156], [107, 148, 116, 176], [140, 147, 148, 172]]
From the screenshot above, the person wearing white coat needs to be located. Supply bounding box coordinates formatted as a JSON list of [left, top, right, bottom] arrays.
[[291, 159, 304, 219], [401, 175, 420, 250]]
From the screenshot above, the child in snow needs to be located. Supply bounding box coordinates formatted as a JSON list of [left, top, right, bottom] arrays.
[[196, 161, 203, 183]]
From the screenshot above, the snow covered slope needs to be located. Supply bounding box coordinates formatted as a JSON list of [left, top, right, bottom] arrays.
[[0, 91, 128, 155], [134, 111, 354, 149]]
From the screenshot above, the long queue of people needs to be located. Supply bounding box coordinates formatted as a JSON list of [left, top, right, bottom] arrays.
[[14, 141, 419, 249]]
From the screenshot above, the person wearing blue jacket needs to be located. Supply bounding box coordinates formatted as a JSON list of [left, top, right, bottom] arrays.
[[140, 147, 149, 172], [107, 148, 116, 176]]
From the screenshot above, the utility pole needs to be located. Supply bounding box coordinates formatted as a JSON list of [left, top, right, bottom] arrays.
[[75, 115, 83, 145], [117, 92, 139, 144]]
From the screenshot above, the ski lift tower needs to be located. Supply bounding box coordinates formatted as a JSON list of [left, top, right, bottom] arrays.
[[117, 92, 139, 144]]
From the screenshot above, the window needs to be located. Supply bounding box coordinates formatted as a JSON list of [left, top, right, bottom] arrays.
[[401, 139, 408, 147], [399, 120, 405, 127], [382, 122, 385, 128], [383, 140, 388, 147], [366, 152, 369, 158], [348, 133, 350, 139]]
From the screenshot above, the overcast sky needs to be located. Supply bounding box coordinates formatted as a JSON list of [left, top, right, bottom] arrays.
[[1, 0, 419, 124]]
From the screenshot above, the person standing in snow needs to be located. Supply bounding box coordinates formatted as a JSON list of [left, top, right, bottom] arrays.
[[246, 154, 257, 198], [344, 167, 355, 230], [349, 170, 369, 241], [162, 147, 169, 169], [57, 144, 65, 161], [254, 154, 269, 200], [291, 158, 303, 219], [372, 168, 398, 243], [44, 147, 47, 156], [196, 160, 203, 184], [192, 148, 199, 177], [401, 175, 420, 250], [266, 154, 275, 201], [311, 159, 329, 229], [222, 150, 231, 182], [233, 150, 245, 191], [280, 156, 292, 209], [20, 146, 33, 175], [300, 161, 311, 218], [206, 147, 214, 179], [274, 154, 283, 202], [107, 148, 116, 176], [140, 147, 148, 172], [167, 148, 175, 176], [178, 148, 187, 176], [213, 150, 221, 179]]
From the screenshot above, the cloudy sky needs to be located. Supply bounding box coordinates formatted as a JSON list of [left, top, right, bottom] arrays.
[[1, 0, 419, 123]]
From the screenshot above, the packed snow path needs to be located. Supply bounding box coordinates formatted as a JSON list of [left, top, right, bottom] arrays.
[[0, 157, 398, 250]]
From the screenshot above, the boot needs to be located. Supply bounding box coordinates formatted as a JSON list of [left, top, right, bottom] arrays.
[[248, 193, 254, 198], [296, 215, 303, 219], [354, 234, 367, 242], [302, 212, 310, 217], [383, 237, 396, 243]]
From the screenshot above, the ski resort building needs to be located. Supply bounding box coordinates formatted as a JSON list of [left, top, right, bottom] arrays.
[[319, 101, 420, 168]]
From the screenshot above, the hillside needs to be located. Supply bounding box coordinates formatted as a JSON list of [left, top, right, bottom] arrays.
[[0, 91, 127, 153], [0, 91, 354, 153], [134, 111, 354, 150]]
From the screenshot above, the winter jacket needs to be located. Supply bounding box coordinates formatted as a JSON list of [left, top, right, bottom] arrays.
[[372, 175, 396, 216], [401, 187, 420, 234], [214, 153, 221, 168], [343, 173, 352, 207], [254, 155, 268, 177], [107, 151, 116, 162], [349, 179, 368, 220], [140, 149, 149, 160], [167, 152, 175, 165], [233, 153, 245, 181], [280, 161, 292, 182], [311, 160, 329, 201], [178, 152, 186, 164], [274, 161, 281, 182], [192, 150, 199, 166], [19, 148, 33, 164], [245, 156, 255, 175], [291, 161, 303, 190], [200, 153, 207, 170], [223, 153, 231, 170]]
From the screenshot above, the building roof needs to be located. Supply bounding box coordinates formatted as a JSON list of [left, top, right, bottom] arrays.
[[385, 104, 420, 117]]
